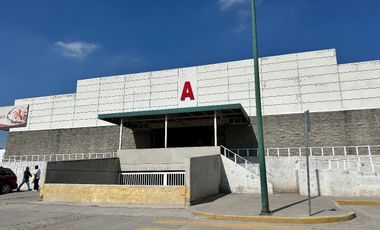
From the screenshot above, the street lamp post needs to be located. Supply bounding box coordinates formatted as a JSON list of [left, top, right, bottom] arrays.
[[250, 0, 271, 215]]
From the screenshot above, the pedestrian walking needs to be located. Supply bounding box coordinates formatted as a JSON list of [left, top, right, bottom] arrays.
[[33, 165, 41, 191], [17, 167, 32, 191]]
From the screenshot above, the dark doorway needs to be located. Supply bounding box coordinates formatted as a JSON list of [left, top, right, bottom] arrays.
[[151, 126, 224, 148]]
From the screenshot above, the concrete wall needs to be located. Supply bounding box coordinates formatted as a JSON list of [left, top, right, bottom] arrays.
[[45, 158, 120, 184], [220, 154, 273, 194], [339, 61, 380, 110], [262, 156, 380, 195], [248, 156, 361, 193], [40, 184, 187, 206], [297, 169, 380, 197], [118, 146, 219, 171], [264, 156, 299, 193], [187, 155, 221, 203], [0, 161, 47, 186], [10, 49, 380, 133]]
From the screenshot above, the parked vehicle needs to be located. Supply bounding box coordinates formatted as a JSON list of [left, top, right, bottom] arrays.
[[0, 166, 17, 194]]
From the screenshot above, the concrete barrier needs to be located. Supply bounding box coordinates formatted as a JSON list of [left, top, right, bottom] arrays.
[[187, 155, 221, 203], [40, 184, 188, 206]]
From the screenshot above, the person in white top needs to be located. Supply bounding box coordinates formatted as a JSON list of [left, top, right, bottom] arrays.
[[33, 165, 41, 191]]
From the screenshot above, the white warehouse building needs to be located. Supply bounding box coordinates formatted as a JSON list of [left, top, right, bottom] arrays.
[[2, 48, 380, 201], [4, 48, 380, 155]]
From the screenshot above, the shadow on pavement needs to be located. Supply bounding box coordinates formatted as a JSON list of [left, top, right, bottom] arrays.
[[271, 195, 320, 214], [191, 193, 228, 205]]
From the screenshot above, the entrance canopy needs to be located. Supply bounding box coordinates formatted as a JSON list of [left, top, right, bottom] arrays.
[[98, 103, 250, 129], [98, 103, 250, 149]]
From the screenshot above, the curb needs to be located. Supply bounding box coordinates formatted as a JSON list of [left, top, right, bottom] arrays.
[[335, 200, 380, 206], [191, 210, 356, 224]]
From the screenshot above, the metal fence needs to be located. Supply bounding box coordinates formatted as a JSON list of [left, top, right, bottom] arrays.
[[297, 156, 380, 175], [2, 152, 118, 163], [119, 171, 185, 186], [231, 145, 380, 157]]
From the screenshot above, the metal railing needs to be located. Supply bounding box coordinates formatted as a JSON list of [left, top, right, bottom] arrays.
[[2, 152, 118, 163], [231, 145, 380, 157], [119, 171, 185, 186], [297, 156, 380, 175], [220, 145, 259, 174]]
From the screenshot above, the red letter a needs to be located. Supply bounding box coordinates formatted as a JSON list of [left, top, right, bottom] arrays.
[[180, 81, 195, 101]]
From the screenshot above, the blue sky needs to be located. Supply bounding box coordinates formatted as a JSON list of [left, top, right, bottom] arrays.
[[1, 0, 380, 148]]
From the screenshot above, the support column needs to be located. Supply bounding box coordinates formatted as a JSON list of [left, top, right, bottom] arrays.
[[214, 111, 217, 146], [164, 115, 168, 148], [118, 119, 123, 150]]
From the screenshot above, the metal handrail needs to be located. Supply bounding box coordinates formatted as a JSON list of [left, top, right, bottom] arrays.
[[220, 145, 259, 174], [2, 152, 118, 163], [231, 145, 380, 157]]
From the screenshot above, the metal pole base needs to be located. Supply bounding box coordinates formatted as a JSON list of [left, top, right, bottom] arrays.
[[260, 210, 272, 216]]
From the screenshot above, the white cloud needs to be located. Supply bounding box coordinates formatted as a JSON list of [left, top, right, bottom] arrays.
[[236, 9, 250, 32], [217, 0, 246, 10], [54, 41, 98, 59]]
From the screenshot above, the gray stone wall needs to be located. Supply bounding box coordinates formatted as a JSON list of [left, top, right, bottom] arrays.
[[5, 126, 146, 155], [251, 108, 380, 148], [5, 108, 380, 156]]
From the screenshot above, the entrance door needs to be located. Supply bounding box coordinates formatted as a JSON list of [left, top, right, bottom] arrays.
[[151, 126, 224, 148]]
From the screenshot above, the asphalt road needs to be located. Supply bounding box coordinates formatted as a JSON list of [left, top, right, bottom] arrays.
[[1, 191, 380, 230]]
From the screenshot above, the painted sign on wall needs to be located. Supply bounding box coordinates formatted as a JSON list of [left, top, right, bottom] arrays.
[[178, 67, 198, 108], [0, 105, 29, 130], [180, 81, 195, 101]]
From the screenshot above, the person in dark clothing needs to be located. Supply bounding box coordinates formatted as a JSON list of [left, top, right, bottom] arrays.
[[17, 167, 32, 191], [33, 165, 41, 191]]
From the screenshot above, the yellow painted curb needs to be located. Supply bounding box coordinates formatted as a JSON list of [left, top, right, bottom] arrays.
[[191, 210, 356, 224], [335, 200, 380, 206]]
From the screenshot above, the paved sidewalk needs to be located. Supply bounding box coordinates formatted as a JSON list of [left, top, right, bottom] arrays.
[[3, 191, 380, 229], [190, 193, 355, 223]]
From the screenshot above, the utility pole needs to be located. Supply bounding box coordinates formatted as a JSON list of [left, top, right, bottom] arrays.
[[304, 110, 312, 216], [250, 0, 270, 215]]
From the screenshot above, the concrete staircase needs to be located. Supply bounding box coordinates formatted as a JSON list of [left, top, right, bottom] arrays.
[[220, 146, 273, 194]]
